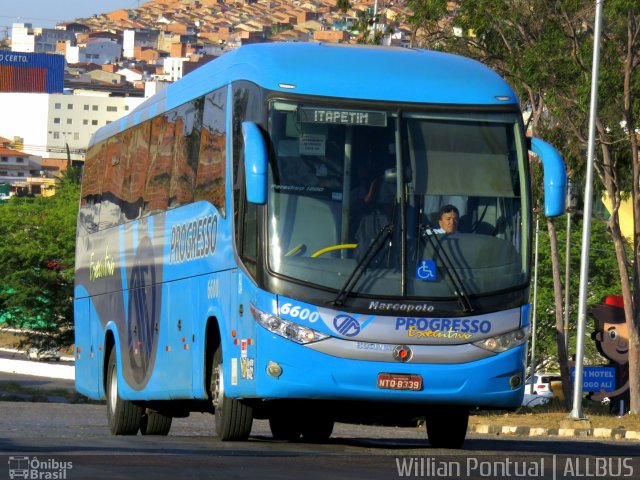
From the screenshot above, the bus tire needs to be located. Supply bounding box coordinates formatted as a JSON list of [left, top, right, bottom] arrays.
[[106, 349, 142, 435], [300, 416, 334, 443], [269, 413, 302, 441], [211, 344, 253, 441], [140, 410, 172, 436], [425, 407, 468, 449]]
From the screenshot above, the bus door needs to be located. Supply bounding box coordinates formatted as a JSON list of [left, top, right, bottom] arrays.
[[165, 279, 195, 398]]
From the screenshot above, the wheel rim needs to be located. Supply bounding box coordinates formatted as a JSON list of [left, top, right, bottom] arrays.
[[212, 363, 224, 409], [109, 364, 118, 416]]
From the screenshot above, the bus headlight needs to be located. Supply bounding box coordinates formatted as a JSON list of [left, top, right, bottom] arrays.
[[472, 326, 530, 353], [250, 304, 329, 345]]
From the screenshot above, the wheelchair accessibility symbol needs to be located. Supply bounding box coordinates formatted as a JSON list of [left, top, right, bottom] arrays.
[[416, 260, 437, 281]]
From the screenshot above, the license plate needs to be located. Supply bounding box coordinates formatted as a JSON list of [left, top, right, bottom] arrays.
[[377, 373, 423, 391]]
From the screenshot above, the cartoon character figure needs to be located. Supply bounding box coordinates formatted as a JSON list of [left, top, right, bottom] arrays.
[[589, 295, 630, 415]]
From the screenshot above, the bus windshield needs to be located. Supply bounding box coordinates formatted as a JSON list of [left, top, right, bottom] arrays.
[[267, 99, 529, 299]]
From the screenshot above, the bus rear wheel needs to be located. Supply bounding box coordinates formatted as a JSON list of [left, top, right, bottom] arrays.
[[425, 407, 469, 449], [140, 409, 172, 436], [106, 349, 142, 435], [211, 344, 253, 440], [269, 413, 302, 441], [301, 416, 334, 443]]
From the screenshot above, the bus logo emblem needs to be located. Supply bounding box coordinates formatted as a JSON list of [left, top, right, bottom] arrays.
[[333, 315, 361, 337]]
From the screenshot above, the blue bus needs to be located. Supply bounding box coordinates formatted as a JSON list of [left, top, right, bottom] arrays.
[[74, 42, 565, 448]]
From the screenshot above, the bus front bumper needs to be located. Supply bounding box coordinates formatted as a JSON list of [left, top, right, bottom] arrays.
[[249, 329, 526, 409]]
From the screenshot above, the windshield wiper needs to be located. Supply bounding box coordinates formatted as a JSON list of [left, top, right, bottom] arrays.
[[332, 224, 394, 307], [419, 223, 474, 313]]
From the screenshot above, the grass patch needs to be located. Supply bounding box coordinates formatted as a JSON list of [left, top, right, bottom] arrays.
[[470, 398, 640, 431]]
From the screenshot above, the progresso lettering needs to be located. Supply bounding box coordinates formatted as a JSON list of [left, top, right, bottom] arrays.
[[170, 214, 217, 264], [395, 317, 492, 334]]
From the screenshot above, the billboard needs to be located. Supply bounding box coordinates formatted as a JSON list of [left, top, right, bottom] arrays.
[[0, 51, 64, 93]]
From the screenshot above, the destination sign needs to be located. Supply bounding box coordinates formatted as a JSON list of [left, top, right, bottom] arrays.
[[299, 107, 387, 127]]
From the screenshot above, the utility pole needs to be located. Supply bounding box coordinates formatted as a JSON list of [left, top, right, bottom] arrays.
[[570, 0, 603, 420], [370, 0, 379, 43]]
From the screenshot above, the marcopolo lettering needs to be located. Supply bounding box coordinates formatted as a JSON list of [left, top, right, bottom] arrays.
[[170, 214, 217, 264], [369, 301, 435, 313], [395, 317, 492, 334]]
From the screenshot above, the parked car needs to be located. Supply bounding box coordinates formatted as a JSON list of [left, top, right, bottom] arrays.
[[524, 373, 562, 395], [26, 347, 61, 362], [522, 373, 562, 406], [25, 337, 61, 362]]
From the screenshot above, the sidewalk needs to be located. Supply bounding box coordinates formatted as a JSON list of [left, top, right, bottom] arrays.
[[468, 421, 640, 441], [0, 348, 74, 380]]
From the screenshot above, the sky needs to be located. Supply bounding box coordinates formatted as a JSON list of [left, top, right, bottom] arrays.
[[0, 0, 142, 32]]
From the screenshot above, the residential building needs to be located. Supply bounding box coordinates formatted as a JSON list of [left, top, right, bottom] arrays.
[[66, 38, 123, 65], [0, 90, 145, 170], [123, 29, 161, 59], [163, 56, 189, 81], [11, 23, 75, 54], [0, 136, 50, 196]]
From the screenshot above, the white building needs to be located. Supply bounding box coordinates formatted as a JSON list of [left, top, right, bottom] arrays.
[[0, 143, 42, 185], [117, 67, 144, 83], [11, 23, 75, 53], [123, 29, 160, 59], [163, 56, 189, 82], [66, 38, 122, 65], [0, 91, 145, 164]]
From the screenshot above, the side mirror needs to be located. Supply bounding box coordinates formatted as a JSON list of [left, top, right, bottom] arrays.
[[529, 137, 567, 217], [242, 121, 267, 204]]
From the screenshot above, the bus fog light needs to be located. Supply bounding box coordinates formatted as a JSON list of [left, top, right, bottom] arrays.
[[267, 361, 282, 378], [510, 374, 522, 389]]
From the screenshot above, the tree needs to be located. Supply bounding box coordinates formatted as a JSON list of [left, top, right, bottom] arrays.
[[423, 1, 640, 412], [337, 0, 351, 15], [0, 178, 80, 350], [435, 0, 577, 407], [404, 0, 449, 49]]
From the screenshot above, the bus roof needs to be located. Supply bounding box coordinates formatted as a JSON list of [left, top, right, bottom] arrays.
[[90, 42, 518, 147]]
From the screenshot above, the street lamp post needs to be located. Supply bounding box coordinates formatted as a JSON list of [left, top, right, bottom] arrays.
[[570, 0, 604, 420]]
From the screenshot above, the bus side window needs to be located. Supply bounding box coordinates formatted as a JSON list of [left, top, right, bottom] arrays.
[[117, 128, 137, 223], [144, 114, 173, 215], [195, 87, 227, 215], [126, 121, 150, 220], [79, 141, 105, 233], [169, 100, 201, 209], [99, 135, 125, 230]]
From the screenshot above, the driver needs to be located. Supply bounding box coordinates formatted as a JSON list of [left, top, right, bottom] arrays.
[[433, 204, 459, 234]]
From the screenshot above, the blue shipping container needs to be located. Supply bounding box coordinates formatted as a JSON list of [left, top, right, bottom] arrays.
[[0, 50, 65, 93]]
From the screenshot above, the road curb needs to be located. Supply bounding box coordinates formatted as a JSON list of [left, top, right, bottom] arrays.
[[0, 356, 75, 380], [469, 423, 640, 440]]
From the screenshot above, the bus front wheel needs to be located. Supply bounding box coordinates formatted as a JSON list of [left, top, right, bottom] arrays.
[[425, 407, 469, 449], [211, 344, 253, 440], [106, 349, 142, 435]]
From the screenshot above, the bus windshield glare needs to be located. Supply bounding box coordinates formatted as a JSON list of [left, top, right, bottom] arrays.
[[267, 100, 529, 299]]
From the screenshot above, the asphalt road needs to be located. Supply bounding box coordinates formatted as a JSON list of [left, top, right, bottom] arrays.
[[1, 398, 639, 480]]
